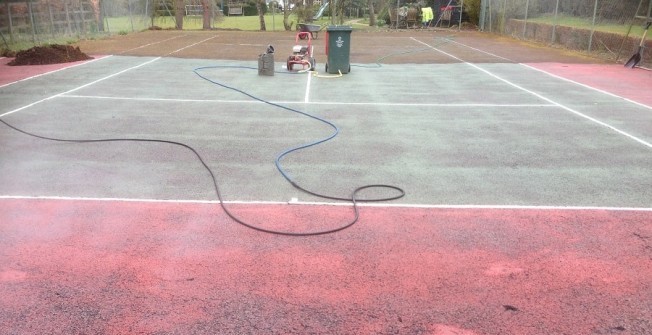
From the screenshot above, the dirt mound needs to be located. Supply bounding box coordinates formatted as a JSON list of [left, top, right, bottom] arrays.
[[8, 44, 92, 66]]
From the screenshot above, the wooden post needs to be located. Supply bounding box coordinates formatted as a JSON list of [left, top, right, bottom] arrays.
[[551, 0, 559, 44], [588, 0, 598, 53], [6, 2, 15, 43], [64, 0, 73, 35], [27, 0, 37, 44], [128, 0, 135, 32], [522, 0, 529, 38], [98, 0, 105, 32], [48, 0, 56, 39], [80, 0, 87, 36]]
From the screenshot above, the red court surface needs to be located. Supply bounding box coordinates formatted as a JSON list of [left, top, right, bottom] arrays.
[[0, 56, 105, 87], [2, 33, 652, 334], [526, 63, 652, 107], [1, 198, 651, 334]]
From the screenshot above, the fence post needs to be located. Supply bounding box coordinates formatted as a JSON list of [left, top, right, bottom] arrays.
[[27, 0, 37, 44], [551, 0, 559, 44], [128, 0, 135, 32], [479, 0, 486, 30], [588, 0, 598, 53], [79, 0, 87, 37], [522, 0, 529, 38], [64, 1, 73, 35], [459, 0, 464, 31], [98, 0, 105, 32], [47, 0, 56, 39], [487, 0, 492, 32], [6, 2, 15, 42], [500, 0, 506, 34]]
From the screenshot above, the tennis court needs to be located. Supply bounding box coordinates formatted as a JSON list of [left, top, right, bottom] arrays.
[[1, 29, 651, 334]]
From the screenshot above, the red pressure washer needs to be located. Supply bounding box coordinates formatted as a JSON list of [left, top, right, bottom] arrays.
[[287, 31, 316, 72]]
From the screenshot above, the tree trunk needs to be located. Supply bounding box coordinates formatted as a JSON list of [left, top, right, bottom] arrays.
[[257, 0, 266, 30], [175, 0, 184, 29], [283, 0, 291, 30], [337, 0, 344, 25], [368, 0, 375, 26], [98, 0, 105, 31], [202, 0, 212, 29]]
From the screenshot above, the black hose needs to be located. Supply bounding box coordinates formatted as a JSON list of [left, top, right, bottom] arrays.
[[0, 65, 404, 236]]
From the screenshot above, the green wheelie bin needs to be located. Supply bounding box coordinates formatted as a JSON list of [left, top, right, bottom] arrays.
[[325, 26, 352, 74]]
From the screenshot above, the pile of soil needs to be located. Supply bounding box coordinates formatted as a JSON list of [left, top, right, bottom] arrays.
[[8, 44, 92, 66]]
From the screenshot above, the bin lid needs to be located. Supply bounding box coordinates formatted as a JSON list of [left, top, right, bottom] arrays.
[[326, 25, 353, 32]]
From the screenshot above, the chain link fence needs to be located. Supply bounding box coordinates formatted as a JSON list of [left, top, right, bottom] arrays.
[[479, 0, 652, 66], [0, 0, 224, 48]]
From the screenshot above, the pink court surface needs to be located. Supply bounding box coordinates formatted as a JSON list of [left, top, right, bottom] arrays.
[[1, 30, 652, 334]]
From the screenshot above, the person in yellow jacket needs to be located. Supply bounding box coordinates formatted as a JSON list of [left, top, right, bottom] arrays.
[[421, 6, 434, 27]]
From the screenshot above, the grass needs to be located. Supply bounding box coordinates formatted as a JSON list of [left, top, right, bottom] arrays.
[[103, 14, 304, 32], [1, 12, 373, 53], [527, 14, 647, 36], [103, 14, 363, 33]]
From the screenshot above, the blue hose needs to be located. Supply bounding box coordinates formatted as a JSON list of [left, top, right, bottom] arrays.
[[193, 64, 405, 235]]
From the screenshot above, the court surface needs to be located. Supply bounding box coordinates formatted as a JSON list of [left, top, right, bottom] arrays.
[[1, 30, 651, 334]]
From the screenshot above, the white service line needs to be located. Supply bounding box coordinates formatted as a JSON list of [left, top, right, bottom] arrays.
[[220, 43, 265, 47], [443, 37, 514, 62], [0, 56, 110, 89], [59, 94, 556, 108], [304, 71, 313, 103], [0, 57, 161, 118], [410, 37, 652, 150], [443, 37, 652, 111], [166, 36, 217, 55], [119, 34, 186, 54], [521, 63, 652, 111], [1, 195, 651, 212]]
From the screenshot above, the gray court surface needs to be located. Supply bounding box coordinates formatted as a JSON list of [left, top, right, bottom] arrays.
[[1, 53, 651, 208]]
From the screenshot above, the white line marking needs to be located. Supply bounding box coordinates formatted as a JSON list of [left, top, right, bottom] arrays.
[[166, 36, 217, 55], [59, 94, 556, 108], [0, 58, 161, 119], [444, 38, 652, 111], [304, 71, 312, 103], [443, 37, 514, 62], [0, 56, 110, 89], [1, 195, 651, 212], [119, 35, 185, 54], [411, 37, 652, 150], [220, 43, 265, 47], [521, 63, 652, 111]]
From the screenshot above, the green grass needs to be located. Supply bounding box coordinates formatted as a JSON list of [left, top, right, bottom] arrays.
[[103, 14, 304, 32], [1, 13, 371, 52], [103, 14, 359, 33], [527, 14, 647, 36]]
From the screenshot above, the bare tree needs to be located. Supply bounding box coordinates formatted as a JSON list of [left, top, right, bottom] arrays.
[[175, 0, 184, 29], [202, 0, 212, 29], [257, 0, 267, 30], [283, 0, 292, 30]]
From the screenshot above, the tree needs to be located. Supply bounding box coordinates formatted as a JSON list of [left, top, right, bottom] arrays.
[[202, 0, 212, 29], [256, 0, 267, 30], [175, 0, 184, 29], [283, 0, 292, 30], [368, 0, 376, 26]]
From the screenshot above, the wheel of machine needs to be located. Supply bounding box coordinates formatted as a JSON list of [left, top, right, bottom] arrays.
[[325, 63, 328, 73], [348, 65, 351, 73], [309, 57, 316, 71], [287, 56, 293, 71]]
